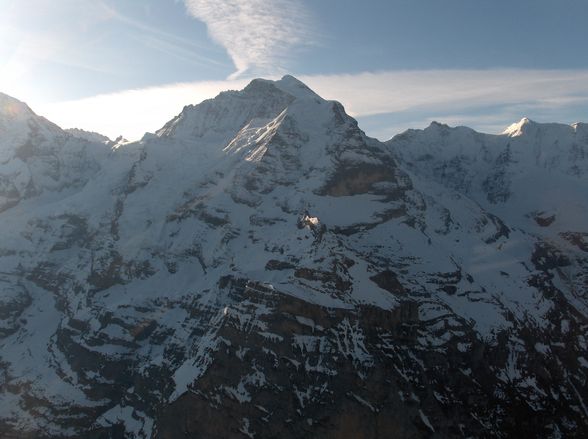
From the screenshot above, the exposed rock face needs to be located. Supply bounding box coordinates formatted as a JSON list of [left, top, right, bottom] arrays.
[[0, 79, 587, 438], [157, 281, 423, 439]]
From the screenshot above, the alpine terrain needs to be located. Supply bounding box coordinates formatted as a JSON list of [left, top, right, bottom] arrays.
[[0, 76, 586, 438]]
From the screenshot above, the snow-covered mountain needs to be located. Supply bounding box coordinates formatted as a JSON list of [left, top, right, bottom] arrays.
[[0, 93, 110, 214], [0, 77, 586, 438]]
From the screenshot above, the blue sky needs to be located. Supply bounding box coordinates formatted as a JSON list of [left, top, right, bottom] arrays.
[[2, 0, 588, 140]]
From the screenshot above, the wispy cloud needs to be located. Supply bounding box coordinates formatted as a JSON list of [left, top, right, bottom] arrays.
[[35, 69, 588, 141], [298, 69, 588, 140], [183, 0, 314, 78], [101, 1, 227, 68], [300, 69, 588, 118]]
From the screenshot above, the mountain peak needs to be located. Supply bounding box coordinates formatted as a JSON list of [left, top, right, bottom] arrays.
[[242, 77, 285, 96], [426, 120, 450, 130], [243, 75, 321, 101], [274, 75, 320, 99], [0, 92, 35, 121], [503, 117, 536, 137], [156, 75, 331, 144], [572, 122, 588, 133], [0, 92, 67, 163]]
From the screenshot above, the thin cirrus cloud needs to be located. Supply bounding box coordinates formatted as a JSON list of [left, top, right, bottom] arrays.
[[183, 0, 314, 79], [302, 70, 588, 118], [301, 69, 588, 140], [36, 69, 588, 141]]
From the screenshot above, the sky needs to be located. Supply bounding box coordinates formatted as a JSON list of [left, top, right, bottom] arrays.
[[1, 0, 588, 141]]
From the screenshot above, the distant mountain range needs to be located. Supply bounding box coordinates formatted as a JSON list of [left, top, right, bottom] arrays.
[[0, 76, 586, 438]]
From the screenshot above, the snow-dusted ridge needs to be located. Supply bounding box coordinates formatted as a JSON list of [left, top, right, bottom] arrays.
[[0, 77, 587, 438], [65, 128, 112, 145]]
